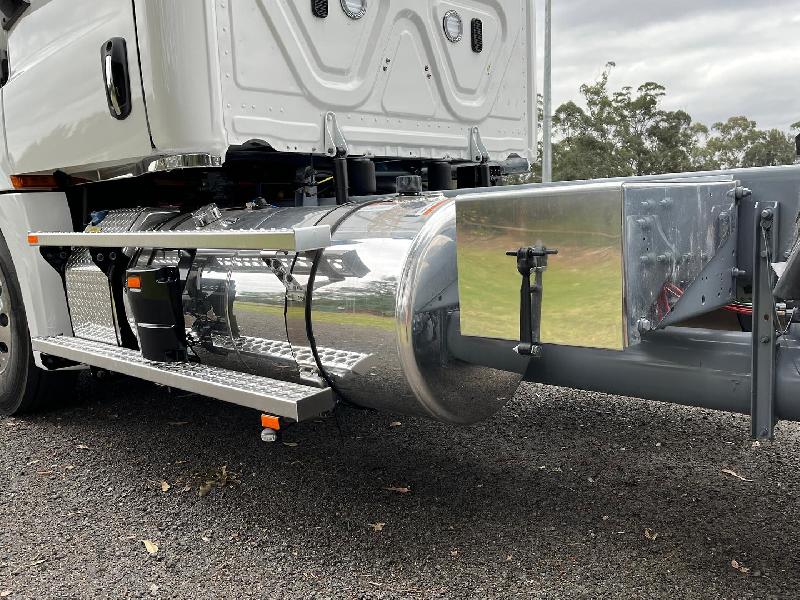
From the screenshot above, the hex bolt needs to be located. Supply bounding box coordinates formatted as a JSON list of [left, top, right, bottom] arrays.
[[109, 251, 117, 261], [640, 254, 655, 266], [761, 208, 774, 221], [657, 253, 672, 264], [660, 198, 673, 208], [735, 186, 752, 200], [731, 268, 746, 278], [637, 318, 652, 334], [760, 336, 770, 344]]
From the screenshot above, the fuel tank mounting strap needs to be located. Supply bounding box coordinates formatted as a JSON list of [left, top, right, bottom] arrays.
[[303, 200, 390, 396]]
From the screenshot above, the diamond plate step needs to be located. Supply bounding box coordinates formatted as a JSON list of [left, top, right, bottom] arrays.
[[32, 336, 335, 421], [210, 334, 375, 377]]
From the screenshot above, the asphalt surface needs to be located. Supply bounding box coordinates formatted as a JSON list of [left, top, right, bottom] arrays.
[[1, 374, 799, 599]]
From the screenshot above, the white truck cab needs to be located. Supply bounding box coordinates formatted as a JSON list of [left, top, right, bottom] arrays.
[[1, 0, 536, 179]]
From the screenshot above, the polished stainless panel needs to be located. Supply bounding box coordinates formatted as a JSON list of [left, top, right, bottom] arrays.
[[32, 336, 335, 421], [456, 184, 625, 349], [174, 207, 336, 386], [29, 227, 332, 252], [310, 199, 522, 424], [65, 208, 144, 345], [622, 181, 739, 343]]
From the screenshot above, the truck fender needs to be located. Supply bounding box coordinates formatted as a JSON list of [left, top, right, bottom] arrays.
[[0, 192, 73, 368]]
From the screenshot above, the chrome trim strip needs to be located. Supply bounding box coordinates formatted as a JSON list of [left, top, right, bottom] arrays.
[[29, 226, 332, 252]]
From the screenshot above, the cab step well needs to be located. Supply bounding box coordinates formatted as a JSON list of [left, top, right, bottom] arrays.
[[32, 336, 335, 422]]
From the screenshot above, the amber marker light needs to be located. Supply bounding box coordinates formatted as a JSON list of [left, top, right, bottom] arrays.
[[11, 174, 60, 190], [261, 414, 281, 430], [27, 234, 39, 246], [126, 275, 142, 290]]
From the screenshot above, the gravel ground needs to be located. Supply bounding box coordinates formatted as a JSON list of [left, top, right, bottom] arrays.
[[1, 374, 799, 599]]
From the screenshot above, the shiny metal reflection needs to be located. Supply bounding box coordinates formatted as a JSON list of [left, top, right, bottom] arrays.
[[456, 184, 625, 350]]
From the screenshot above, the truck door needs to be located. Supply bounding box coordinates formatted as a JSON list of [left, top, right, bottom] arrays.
[[1, 0, 152, 175]]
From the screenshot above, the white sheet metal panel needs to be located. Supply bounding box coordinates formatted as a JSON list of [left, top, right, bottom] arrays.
[[0, 192, 73, 368], [215, 0, 536, 162], [3, 1, 535, 175], [3, 0, 153, 174], [133, 0, 228, 158]]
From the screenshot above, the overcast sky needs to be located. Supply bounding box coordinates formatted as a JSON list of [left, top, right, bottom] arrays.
[[536, 0, 800, 131]]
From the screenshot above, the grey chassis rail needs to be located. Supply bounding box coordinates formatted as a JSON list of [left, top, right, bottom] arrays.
[[450, 325, 800, 423], [27, 226, 332, 252], [445, 165, 800, 440]]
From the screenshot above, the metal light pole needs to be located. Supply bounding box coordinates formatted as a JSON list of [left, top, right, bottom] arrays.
[[542, 0, 553, 183]]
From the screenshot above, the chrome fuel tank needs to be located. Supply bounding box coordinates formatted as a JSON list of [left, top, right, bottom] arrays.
[[131, 197, 520, 424], [309, 199, 520, 423]]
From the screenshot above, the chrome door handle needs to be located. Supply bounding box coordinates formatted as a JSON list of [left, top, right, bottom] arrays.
[[101, 38, 131, 120]]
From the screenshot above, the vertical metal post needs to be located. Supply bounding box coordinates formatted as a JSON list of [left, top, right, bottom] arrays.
[[542, 0, 553, 183], [334, 155, 349, 205], [751, 202, 778, 440]]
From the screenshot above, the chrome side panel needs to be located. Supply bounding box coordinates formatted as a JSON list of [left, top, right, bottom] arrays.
[[0, 192, 73, 367], [456, 184, 625, 349], [455, 180, 740, 349]]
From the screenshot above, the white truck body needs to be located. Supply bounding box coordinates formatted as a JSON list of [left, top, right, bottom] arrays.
[[1, 0, 536, 178]]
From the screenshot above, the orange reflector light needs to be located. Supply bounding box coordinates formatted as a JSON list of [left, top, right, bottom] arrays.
[[11, 174, 60, 190], [261, 414, 281, 431], [126, 275, 142, 290], [27, 234, 39, 246]]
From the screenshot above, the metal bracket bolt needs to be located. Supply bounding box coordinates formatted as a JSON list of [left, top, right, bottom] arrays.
[[637, 318, 652, 334]]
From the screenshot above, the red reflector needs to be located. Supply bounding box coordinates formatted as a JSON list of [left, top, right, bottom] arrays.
[[127, 275, 142, 290]]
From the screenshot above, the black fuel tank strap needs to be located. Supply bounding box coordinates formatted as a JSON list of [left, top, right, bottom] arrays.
[[303, 200, 391, 398]]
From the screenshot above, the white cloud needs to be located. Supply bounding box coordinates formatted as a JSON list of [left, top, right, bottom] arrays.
[[537, 0, 800, 130]]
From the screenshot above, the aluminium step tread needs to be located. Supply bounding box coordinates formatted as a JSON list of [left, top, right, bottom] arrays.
[[27, 226, 332, 252], [210, 334, 375, 376], [32, 336, 335, 422]]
